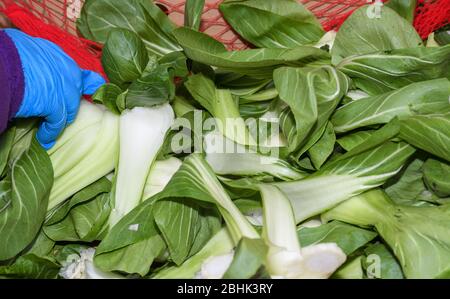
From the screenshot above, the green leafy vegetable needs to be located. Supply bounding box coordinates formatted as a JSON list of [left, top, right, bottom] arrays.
[[298, 221, 377, 255], [102, 29, 149, 88], [44, 178, 112, 242], [337, 130, 375, 152], [273, 66, 349, 156], [308, 122, 336, 169], [332, 5, 422, 61], [3, 0, 449, 279], [95, 199, 166, 275], [92, 83, 122, 114], [78, 0, 181, 57], [204, 132, 305, 180], [332, 79, 450, 133], [337, 45, 450, 94], [185, 74, 256, 146], [399, 113, 450, 162], [125, 65, 175, 108], [184, 0, 205, 30], [95, 154, 255, 275], [220, 0, 324, 48], [275, 141, 415, 223], [222, 237, 267, 279], [384, 157, 430, 205], [0, 254, 60, 279], [0, 126, 53, 261], [259, 184, 346, 278], [332, 256, 364, 279], [423, 158, 450, 197], [153, 229, 234, 279], [173, 27, 330, 78]]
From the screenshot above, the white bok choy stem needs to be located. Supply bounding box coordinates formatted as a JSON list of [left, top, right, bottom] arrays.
[[109, 103, 175, 226], [259, 184, 346, 279]]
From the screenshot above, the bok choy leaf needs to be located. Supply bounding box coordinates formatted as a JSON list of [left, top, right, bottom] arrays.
[[220, 0, 324, 48], [274, 141, 415, 223]]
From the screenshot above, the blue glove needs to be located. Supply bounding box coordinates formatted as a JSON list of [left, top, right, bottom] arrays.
[[4, 29, 105, 149]]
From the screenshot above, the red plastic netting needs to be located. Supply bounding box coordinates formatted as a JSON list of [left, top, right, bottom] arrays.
[[0, 0, 449, 74]]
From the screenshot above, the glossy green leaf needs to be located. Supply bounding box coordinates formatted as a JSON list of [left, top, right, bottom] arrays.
[[158, 51, 189, 78], [334, 119, 401, 160], [298, 221, 377, 255], [337, 45, 450, 94], [188, 207, 223, 257], [125, 66, 174, 108], [92, 83, 122, 114], [216, 73, 270, 97], [222, 237, 267, 279], [240, 88, 278, 104], [239, 101, 272, 119], [275, 141, 415, 223], [308, 122, 336, 169], [95, 154, 253, 275], [44, 193, 111, 242], [423, 158, 450, 197], [153, 199, 221, 266], [185, 74, 255, 146], [46, 177, 111, 225], [173, 27, 330, 79], [102, 29, 149, 87], [274, 66, 349, 155], [384, 158, 429, 205], [24, 230, 55, 258], [94, 199, 165, 276], [220, 0, 323, 48], [363, 242, 404, 279], [323, 189, 450, 278], [79, 0, 181, 57], [0, 138, 54, 261], [150, 154, 259, 243], [185, 0, 205, 30], [337, 130, 375, 152], [0, 254, 60, 279], [204, 132, 305, 181], [332, 256, 364, 279], [399, 113, 450, 162], [0, 127, 15, 176]]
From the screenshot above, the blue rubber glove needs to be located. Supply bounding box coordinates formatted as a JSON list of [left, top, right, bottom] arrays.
[[4, 29, 105, 150]]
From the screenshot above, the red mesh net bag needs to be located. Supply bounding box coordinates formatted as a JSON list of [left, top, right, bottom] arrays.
[[0, 0, 449, 72]]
